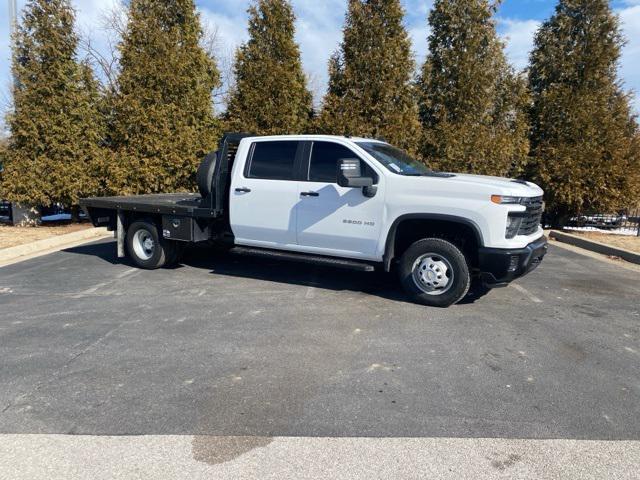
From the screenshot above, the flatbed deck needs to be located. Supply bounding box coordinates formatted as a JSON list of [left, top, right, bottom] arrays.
[[80, 193, 220, 218]]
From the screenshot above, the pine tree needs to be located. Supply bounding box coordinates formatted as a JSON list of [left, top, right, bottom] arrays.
[[0, 137, 7, 189], [226, 0, 312, 135], [0, 136, 7, 171], [418, 0, 529, 176], [528, 0, 640, 217], [108, 0, 221, 195], [317, 0, 421, 152], [2, 0, 104, 209]]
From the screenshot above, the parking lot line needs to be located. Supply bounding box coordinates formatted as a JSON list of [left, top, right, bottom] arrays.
[[69, 268, 140, 298], [510, 283, 543, 303]]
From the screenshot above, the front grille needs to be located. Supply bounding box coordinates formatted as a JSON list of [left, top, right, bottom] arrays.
[[518, 196, 544, 236]]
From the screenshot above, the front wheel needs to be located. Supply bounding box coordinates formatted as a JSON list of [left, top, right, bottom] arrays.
[[398, 238, 470, 307]]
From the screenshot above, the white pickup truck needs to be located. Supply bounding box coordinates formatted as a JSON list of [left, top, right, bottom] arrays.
[[81, 133, 547, 307]]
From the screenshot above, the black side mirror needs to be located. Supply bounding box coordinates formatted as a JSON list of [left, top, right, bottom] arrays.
[[337, 158, 374, 188]]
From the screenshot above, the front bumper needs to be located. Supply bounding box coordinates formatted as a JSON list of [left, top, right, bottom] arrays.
[[478, 236, 548, 288]]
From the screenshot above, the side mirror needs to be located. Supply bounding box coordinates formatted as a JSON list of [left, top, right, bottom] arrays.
[[337, 158, 374, 188]]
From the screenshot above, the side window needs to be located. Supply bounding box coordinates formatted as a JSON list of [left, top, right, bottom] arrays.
[[247, 141, 298, 180], [308, 142, 378, 183]]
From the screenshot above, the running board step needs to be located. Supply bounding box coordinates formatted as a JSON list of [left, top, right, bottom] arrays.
[[231, 247, 376, 272]]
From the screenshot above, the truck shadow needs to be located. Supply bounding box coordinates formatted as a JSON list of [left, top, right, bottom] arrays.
[[183, 246, 411, 304], [64, 241, 490, 305], [181, 246, 491, 305], [63, 240, 121, 264]]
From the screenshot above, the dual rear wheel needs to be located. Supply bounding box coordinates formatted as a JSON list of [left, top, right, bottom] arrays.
[[126, 220, 183, 269]]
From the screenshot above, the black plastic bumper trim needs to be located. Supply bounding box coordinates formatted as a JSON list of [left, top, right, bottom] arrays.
[[478, 236, 548, 287]]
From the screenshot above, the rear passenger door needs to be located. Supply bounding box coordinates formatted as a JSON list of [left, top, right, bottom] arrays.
[[229, 140, 302, 248]]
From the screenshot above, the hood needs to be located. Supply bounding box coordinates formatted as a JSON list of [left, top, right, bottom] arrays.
[[443, 173, 544, 197]]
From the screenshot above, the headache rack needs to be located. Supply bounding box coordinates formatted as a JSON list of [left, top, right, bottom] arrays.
[[202, 132, 252, 216], [518, 196, 544, 236]]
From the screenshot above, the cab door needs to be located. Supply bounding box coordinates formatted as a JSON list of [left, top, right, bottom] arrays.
[[296, 141, 385, 259], [230, 140, 302, 248]]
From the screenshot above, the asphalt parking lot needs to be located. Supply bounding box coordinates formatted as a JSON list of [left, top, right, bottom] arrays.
[[0, 240, 639, 443]]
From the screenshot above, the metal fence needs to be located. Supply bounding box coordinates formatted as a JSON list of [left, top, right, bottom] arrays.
[[559, 209, 640, 236]]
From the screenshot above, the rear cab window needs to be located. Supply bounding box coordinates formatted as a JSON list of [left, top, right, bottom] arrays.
[[246, 141, 299, 180]]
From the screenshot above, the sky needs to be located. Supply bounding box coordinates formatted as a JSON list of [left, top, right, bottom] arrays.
[[1, 0, 639, 119]]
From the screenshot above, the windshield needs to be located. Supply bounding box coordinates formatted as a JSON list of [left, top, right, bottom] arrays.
[[355, 142, 432, 176]]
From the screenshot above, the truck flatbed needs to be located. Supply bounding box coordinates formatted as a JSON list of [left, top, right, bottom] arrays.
[[81, 192, 220, 218]]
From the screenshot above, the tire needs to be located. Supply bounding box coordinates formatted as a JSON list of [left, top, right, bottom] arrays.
[[126, 219, 176, 269], [197, 151, 218, 198], [398, 238, 470, 308], [467, 277, 492, 302]]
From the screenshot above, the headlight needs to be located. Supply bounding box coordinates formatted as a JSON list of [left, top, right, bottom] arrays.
[[491, 195, 523, 204], [506, 214, 523, 239]]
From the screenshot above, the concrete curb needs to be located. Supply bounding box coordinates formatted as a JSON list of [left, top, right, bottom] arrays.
[[0, 227, 111, 264], [549, 230, 640, 265]]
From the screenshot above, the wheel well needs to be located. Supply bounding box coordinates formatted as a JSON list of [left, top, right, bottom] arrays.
[[132, 214, 162, 228], [388, 218, 480, 268], [110, 212, 161, 233]]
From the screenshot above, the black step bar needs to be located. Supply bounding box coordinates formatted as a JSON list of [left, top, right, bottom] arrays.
[[231, 246, 376, 272]]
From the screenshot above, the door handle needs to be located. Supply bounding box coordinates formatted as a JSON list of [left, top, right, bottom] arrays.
[[235, 187, 251, 193], [301, 191, 319, 197]]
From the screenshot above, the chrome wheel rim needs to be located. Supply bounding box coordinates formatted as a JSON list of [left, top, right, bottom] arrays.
[[412, 253, 454, 295], [133, 229, 155, 261]]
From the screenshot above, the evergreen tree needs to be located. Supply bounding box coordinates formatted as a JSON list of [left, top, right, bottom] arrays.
[[0, 136, 7, 172], [318, 0, 421, 152], [528, 0, 640, 216], [418, 0, 529, 176], [226, 0, 312, 134], [2, 0, 104, 209], [109, 0, 221, 195], [0, 137, 7, 190]]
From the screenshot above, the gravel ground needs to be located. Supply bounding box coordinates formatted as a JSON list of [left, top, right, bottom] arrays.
[[0, 224, 91, 249]]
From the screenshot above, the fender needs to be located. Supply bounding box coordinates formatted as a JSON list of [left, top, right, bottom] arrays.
[[382, 213, 485, 272]]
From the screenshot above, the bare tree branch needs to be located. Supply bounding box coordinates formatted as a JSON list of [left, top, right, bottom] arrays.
[[200, 16, 236, 112], [77, 0, 127, 95]]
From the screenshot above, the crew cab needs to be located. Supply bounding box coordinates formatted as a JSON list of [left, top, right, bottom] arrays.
[[80, 133, 547, 307]]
